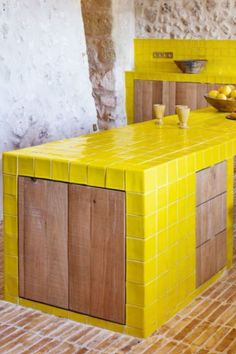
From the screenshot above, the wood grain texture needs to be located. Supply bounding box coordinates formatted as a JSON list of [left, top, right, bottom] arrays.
[[134, 80, 213, 123], [134, 80, 154, 122], [215, 231, 227, 272], [196, 161, 227, 206], [18, 177, 68, 309], [196, 193, 226, 247], [196, 238, 216, 287], [69, 185, 126, 324], [176, 82, 198, 110]]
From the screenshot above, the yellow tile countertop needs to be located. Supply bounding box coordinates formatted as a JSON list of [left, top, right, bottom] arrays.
[[3, 107, 235, 338]]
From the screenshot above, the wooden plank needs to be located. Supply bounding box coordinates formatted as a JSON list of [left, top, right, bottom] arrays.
[[215, 231, 226, 272], [18, 177, 68, 309], [142, 80, 153, 121], [176, 82, 198, 110], [152, 81, 164, 117], [134, 80, 144, 123], [197, 83, 209, 108], [196, 193, 226, 247], [69, 185, 126, 324], [196, 161, 227, 205], [196, 238, 216, 287], [168, 81, 177, 115]]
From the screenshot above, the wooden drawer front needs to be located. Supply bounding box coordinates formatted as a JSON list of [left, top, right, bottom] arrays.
[[19, 177, 69, 309], [196, 238, 216, 287], [196, 162, 227, 206], [69, 184, 126, 324], [216, 231, 227, 272], [196, 193, 226, 247]]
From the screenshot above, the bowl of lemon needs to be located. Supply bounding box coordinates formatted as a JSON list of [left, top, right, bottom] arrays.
[[205, 85, 236, 112]]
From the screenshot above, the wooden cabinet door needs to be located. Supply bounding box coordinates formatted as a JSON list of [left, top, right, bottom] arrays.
[[196, 238, 216, 287], [196, 194, 226, 247], [19, 177, 68, 309], [196, 162, 227, 206], [175, 82, 210, 110], [196, 162, 227, 287], [69, 185, 126, 324], [134, 80, 176, 122]]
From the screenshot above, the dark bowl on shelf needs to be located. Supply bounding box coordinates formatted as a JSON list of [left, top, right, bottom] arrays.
[[174, 59, 207, 74], [204, 95, 236, 112]]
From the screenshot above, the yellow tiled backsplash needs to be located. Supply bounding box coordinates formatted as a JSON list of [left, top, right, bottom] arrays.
[[134, 39, 236, 74]]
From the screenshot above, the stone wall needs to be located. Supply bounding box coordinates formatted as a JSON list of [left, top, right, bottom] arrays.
[[135, 0, 236, 39], [81, 0, 134, 129]]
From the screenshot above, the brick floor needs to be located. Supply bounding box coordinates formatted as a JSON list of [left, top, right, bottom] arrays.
[[0, 222, 235, 353]]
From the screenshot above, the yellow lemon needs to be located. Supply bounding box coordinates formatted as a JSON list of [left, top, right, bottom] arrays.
[[218, 85, 231, 97], [208, 90, 218, 98], [217, 93, 227, 100], [230, 89, 236, 99], [229, 85, 235, 90]]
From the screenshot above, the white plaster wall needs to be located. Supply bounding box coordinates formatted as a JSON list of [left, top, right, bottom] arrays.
[[0, 0, 97, 220], [112, 0, 135, 125], [135, 0, 236, 39]]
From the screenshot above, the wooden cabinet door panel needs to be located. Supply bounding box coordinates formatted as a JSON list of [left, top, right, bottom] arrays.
[[176, 82, 198, 110], [196, 193, 226, 247], [196, 162, 227, 205], [215, 231, 226, 272], [19, 177, 68, 309], [196, 238, 216, 287], [134, 80, 160, 122], [69, 185, 126, 324]]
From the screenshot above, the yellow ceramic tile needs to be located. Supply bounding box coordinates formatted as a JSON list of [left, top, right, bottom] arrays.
[[126, 168, 157, 193], [87, 317, 124, 333], [4, 215, 17, 236], [126, 302, 157, 329], [126, 280, 157, 307], [52, 159, 69, 181], [19, 298, 54, 314], [125, 326, 145, 338], [4, 294, 19, 304], [70, 161, 87, 184], [127, 235, 157, 261], [3, 153, 17, 175], [157, 185, 168, 208], [168, 202, 178, 226], [168, 160, 178, 184], [4, 233, 18, 257], [3, 175, 17, 196], [4, 275, 18, 297], [18, 155, 34, 176], [157, 251, 169, 275], [3, 195, 17, 216], [4, 256, 18, 278], [88, 163, 106, 188], [106, 164, 125, 190], [126, 191, 157, 216], [157, 207, 167, 231], [156, 164, 168, 187], [127, 258, 157, 284], [35, 157, 51, 179], [127, 213, 157, 239]]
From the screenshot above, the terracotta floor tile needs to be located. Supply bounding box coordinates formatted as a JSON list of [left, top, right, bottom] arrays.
[[215, 328, 236, 352], [203, 326, 231, 351], [227, 339, 236, 354]]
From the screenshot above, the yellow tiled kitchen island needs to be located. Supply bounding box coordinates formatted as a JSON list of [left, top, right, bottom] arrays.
[[3, 107, 235, 338]]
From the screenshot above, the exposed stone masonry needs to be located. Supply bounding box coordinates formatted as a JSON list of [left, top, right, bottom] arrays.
[[81, 0, 117, 129], [135, 0, 236, 39]]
